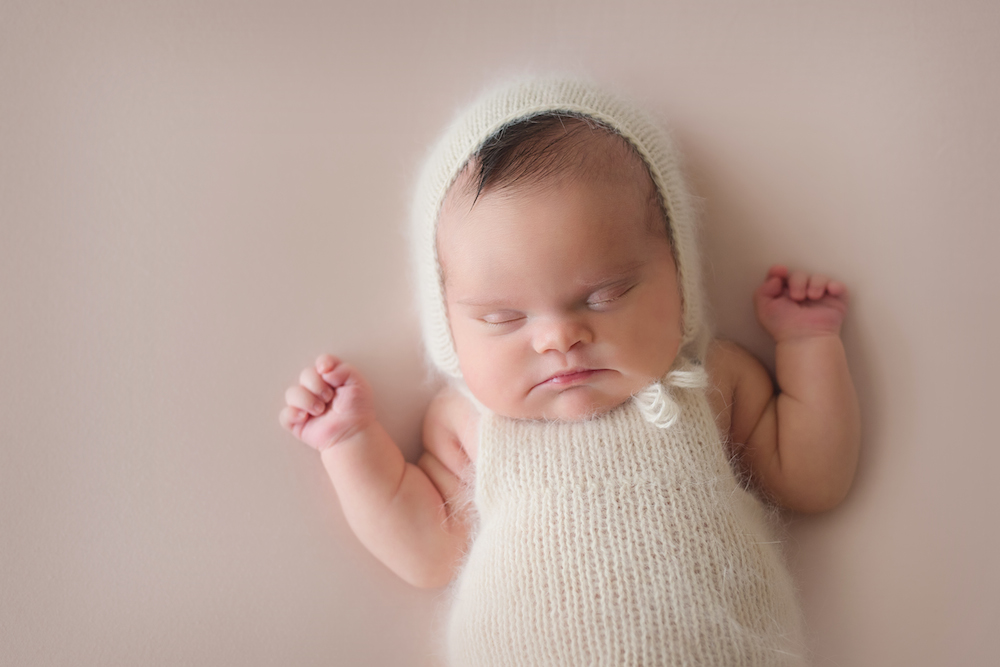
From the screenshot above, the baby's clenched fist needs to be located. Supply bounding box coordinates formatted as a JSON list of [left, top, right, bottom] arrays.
[[280, 354, 376, 451], [754, 265, 849, 343]]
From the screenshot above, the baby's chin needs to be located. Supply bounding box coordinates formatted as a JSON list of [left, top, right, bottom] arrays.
[[500, 387, 633, 422]]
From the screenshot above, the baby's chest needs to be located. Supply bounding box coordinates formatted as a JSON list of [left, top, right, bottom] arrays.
[[475, 410, 732, 517]]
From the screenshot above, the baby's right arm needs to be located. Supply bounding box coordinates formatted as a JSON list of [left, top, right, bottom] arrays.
[[280, 354, 473, 588]]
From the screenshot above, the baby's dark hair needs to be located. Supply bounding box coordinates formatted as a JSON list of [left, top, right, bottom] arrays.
[[464, 112, 668, 236]]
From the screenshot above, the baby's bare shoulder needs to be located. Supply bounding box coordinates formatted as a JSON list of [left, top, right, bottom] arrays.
[[705, 339, 765, 382], [704, 339, 774, 445], [423, 385, 480, 469]]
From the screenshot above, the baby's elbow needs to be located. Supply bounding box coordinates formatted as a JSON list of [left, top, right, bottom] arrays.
[[397, 559, 457, 589], [391, 537, 464, 589], [407, 572, 452, 590], [782, 481, 852, 514]]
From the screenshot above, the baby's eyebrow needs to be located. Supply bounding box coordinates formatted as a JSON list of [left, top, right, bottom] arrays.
[[584, 274, 636, 292], [578, 262, 646, 291], [445, 277, 514, 308], [454, 296, 515, 308]]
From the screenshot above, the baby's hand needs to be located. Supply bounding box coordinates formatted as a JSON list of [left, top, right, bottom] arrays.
[[754, 265, 849, 342], [280, 354, 376, 451]]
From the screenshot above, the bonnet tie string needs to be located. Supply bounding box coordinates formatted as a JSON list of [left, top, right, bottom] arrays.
[[633, 363, 708, 429]]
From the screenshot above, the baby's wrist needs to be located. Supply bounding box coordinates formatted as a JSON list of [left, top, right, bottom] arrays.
[[341, 417, 383, 447], [771, 328, 843, 346], [314, 413, 380, 452]]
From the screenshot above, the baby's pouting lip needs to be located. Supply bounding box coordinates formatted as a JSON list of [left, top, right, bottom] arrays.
[[532, 368, 609, 390]]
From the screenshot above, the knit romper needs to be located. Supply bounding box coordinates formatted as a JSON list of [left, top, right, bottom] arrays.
[[447, 387, 806, 666]]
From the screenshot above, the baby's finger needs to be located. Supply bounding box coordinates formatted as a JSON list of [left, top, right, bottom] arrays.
[[300, 367, 334, 403], [279, 406, 306, 431], [755, 275, 784, 300], [315, 353, 340, 375], [826, 281, 850, 309], [806, 274, 830, 300], [285, 385, 326, 417], [827, 280, 848, 298], [787, 270, 809, 301], [766, 264, 789, 281], [320, 360, 359, 390]]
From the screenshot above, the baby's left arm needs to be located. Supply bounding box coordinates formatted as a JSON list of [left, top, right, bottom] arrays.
[[707, 265, 860, 513]]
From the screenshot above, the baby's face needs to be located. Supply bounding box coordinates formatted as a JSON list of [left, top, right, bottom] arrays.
[[438, 164, 683, 421]]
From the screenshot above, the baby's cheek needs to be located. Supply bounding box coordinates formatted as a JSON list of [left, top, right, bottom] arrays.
[[456, 344, 497, 389], [460, 346, 526, 413], [624, 327, 682, 379]]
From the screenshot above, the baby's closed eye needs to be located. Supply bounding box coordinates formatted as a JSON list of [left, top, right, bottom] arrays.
[[586, 282, 637, 310], [481, 310, 526, 327]]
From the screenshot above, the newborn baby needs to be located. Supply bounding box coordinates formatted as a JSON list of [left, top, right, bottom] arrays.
[[280, 77, 859, 666]]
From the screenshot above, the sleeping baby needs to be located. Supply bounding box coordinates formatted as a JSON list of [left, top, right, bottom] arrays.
[[280, 77, 860, 666]]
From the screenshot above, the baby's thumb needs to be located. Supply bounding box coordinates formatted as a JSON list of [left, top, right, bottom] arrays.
[[754, 276, 783, 305]]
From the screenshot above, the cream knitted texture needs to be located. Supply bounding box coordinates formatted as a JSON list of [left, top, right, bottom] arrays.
[[448, 389, 806, 666]]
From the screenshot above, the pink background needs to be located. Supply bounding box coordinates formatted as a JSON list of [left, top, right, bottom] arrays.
[[2, 1, 997, 664]]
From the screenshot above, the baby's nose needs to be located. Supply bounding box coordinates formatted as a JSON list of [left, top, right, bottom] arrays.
[[531, 316, 594, 354]]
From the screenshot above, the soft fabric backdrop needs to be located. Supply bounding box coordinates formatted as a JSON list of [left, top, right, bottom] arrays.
[[2, 1, 997, 665]]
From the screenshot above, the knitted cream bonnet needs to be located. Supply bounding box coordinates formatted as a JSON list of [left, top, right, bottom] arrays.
[[411, 76, 710, 426]]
